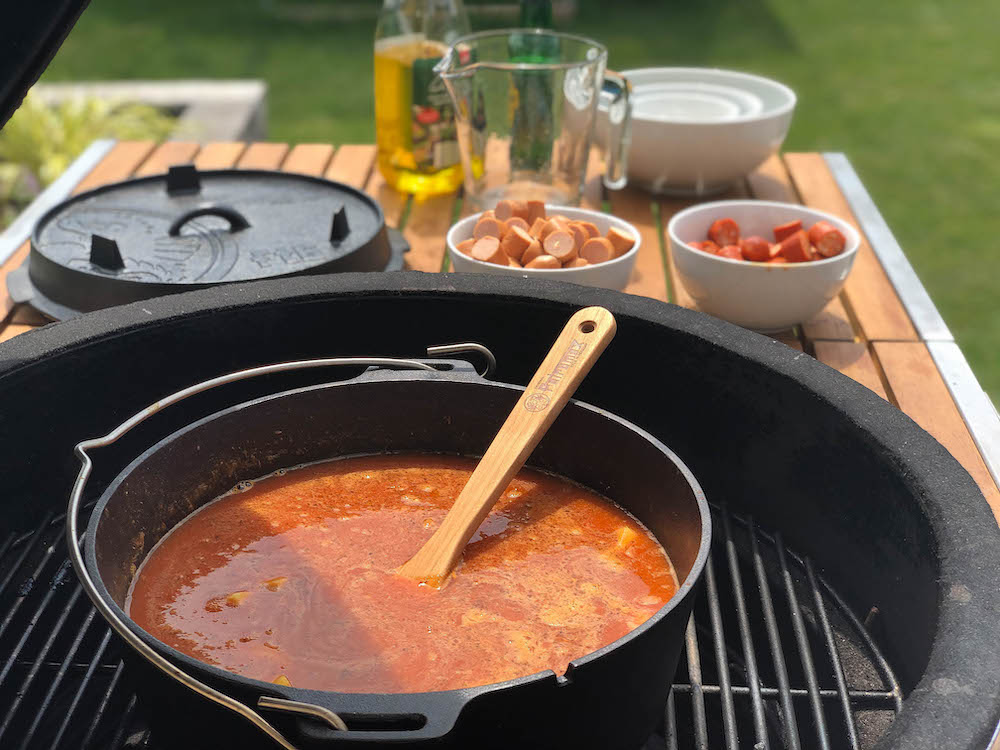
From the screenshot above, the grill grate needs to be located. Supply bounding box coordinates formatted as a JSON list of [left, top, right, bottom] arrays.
[[0, 505, 902, 750]]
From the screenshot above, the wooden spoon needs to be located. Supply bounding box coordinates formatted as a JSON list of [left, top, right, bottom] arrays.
[[398, 306, 617, 587]]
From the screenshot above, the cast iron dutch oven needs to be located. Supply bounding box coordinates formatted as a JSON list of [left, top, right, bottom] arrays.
[[68, 354, 711, 749]]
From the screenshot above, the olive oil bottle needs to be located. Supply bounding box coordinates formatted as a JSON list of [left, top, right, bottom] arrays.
[[374, 0, 469, 196]]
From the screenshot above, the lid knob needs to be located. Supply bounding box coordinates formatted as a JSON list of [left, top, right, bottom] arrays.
[[330, 206, 350, 242], [166, 164, 202, 195], [89, 235, 125, 271]]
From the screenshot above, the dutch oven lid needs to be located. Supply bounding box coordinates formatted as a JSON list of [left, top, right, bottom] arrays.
[[8, 165, 406, 319]]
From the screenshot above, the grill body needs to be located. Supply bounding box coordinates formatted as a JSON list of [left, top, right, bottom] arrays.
[[1, 272, 999, 749]]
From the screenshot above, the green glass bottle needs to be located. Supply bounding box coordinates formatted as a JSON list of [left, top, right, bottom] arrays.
[[519, 0, 553, 28], [509, 0, 557, 173]]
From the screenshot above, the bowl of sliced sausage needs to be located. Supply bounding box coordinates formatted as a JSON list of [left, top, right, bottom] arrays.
[[447, 201, 641, 291], [667, 200, 860, 332]]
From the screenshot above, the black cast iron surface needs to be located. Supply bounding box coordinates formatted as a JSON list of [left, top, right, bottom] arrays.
[[0, 273, 999, 749], [9, 168, 402, 319], [82, 370, 708, 749]]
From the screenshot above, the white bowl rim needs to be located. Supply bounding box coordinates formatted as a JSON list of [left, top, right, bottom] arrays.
[[618, 66, 797, 126], [667, 199, 860, 269], [447, 205, 641, 275]]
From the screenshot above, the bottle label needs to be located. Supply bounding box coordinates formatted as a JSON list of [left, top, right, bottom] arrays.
[[410, 57, 459, 171]]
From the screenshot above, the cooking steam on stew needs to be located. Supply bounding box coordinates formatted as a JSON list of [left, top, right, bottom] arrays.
[[128, 454, 678, 693]]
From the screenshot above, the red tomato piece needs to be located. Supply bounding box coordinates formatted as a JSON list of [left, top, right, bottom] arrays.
[[416, 107, 440, 125], [717, 244, 744, 260], [708, 218, 740, 246], [739, 235, 771, 262], [773, 219, 803, 242]]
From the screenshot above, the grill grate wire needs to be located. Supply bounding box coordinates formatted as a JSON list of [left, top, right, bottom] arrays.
[[0, 505, 902, 750]]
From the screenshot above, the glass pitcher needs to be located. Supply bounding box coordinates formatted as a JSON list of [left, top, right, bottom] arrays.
[[434, 29, 631, 208]]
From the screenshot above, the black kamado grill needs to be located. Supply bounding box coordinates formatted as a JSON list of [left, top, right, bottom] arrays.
[[0, 274, 999, 750], [6, 165, 407, 319]]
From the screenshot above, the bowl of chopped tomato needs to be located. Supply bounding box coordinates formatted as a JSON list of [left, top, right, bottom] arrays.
[[667, 200, 860, 331]]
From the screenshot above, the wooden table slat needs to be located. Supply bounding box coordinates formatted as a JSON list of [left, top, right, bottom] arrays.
[[404, 193, 458, 273], [193, 142, 248, 169], [0, 323, 34, 343], [237, 142, 290, 170], [325, 145, 377, 191], [281, 144, 335, 176], [802, 297, 857, 342], [771, 331, 803, 351], [364, 164, 408, 230], [745, 156, 857, 342], [73, 140, 158, 193], [607, 187, 668, 302], [813, 341, 889, 400], [873, 341, 1000, 513], [784, 153, 918, 342], [746, 154, 800, 203], [133, 141, 200, 177]]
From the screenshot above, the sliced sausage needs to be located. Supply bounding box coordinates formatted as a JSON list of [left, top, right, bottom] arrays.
[[540, 218, 568, 240], [525, 200, 547, 225], [525, 255, 561, 269], [579, 237, 614, 264], [739, 235, 771, 262], [543, 230, 578, 262], [717, 244, 744, 260], [500, 226, 534, 261], [564, 257, 590, 268], [494, 200, 517, 221], [470, 236, 505, 264], [777, 230, 812, 263], [708, 218, 740, 246], [807, 221, 847, 257], [568, 223, 589, 251], [606, 227, 636, 257], [521, 239, 543, 265], [473, 216, 505, 240], [456, 238, 476, 255], [528, 217, 548, 238], [577, 221, 600, 239], [773, 219, 803, 242], [505, 216, 530, 233]]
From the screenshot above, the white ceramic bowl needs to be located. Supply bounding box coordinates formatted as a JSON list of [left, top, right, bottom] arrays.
[[667, 200, 860, 332], [599, 68, 796, 196], [447, 205, 640, 290]]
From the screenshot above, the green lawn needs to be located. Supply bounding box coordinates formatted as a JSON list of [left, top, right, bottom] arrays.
[[40, 0, 999, 401]]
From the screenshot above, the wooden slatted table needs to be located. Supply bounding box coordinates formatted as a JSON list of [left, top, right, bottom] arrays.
[[1, 139, 998, 529]]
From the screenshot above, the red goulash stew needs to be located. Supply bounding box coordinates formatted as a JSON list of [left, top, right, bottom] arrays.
[[128, 455, 678, 693]]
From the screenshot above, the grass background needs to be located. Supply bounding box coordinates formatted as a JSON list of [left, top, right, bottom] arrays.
[[39, 0, 999, 401]]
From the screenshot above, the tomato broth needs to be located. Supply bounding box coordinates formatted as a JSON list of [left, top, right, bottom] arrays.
[[128, 454, 678, 693]]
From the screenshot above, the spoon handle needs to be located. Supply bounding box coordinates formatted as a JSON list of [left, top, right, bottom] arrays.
[[398, 306, 617, 586]]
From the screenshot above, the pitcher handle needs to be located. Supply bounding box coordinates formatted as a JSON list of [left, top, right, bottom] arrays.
[[600, 70, 632, 191]]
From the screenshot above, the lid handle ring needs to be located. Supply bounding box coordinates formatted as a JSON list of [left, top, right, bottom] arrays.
[[168, 204, 251, 237]]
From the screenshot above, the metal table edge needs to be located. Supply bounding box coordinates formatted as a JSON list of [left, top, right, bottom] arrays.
[[0, 138, 118, 266], [823, 152, 1000, 494]]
